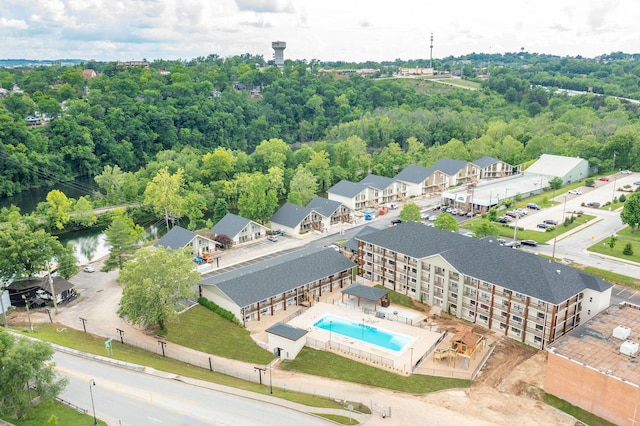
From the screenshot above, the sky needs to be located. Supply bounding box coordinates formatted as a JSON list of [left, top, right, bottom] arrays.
[[0, 0, 639, 63]]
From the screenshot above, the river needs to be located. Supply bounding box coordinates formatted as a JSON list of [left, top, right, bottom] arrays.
[[1, 179, 167, 265]]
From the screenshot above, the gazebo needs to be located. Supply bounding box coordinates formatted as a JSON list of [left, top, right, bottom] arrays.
[[340, 284, 389, 310]]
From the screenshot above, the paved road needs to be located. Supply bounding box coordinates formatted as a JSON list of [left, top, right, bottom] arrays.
[[54, 350, 334, 426]]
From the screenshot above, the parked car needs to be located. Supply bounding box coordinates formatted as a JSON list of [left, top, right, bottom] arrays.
[[621, 170, 632, 174], [521, 240, 538, 247], [515, 208, 528, 215], [586, 201, 601, 208], [432, 205, 441, 211], [326, 244, 340, 252], [82, 266, 95, 273], [428, 215, 438, 221], [391, 218, 402, 225], [598, 177, 610, 181], [466, 211, 475, 218], [448, 208, 459, 215], [568, 189, 582, 195], [537, 223, 550, 229], [527, 203, 541, 210], [635, 181, 640, 186], [267, 235, 279, 242], [498, 216, 512, 223], [421, 213, 429, 219], [458, 210, 468, 216], [504, 241, 521, 248], [497, 238, 506, 245], [543, 219, 558, 225], [505, 211, 521, 219]]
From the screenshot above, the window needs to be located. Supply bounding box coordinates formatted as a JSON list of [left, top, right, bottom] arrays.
[[588, 309, 591, 315], [511, 327, 521, 335], [499, 323, 506, 329], [512, 315, 522, 323], [589, 297, 593, 302], [535, 324, 543, 331], [534, 336, 542, 343], [537, 312, 545, 319], [479, 315, 488, 322]]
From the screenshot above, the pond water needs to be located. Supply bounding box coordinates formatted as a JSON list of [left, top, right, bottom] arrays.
[[58, 223, 166, 265]]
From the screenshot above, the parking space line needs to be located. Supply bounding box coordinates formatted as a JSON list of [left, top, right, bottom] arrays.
[[616, 287, 628, 296], [628, 290, 639, 299]]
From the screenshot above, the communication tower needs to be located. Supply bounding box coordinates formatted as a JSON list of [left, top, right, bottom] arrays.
[[429, 33, 434, 69]]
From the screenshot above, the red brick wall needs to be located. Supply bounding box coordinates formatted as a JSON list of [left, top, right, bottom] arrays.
[[545, 352, 640, 425]]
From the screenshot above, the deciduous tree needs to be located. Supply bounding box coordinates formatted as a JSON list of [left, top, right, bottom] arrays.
[[118, 246, 199, 332], [0, 329, 67, 420], [399, 203, 421, 223], [144, 168, 185, 231], [288, 166, 318, 206], [621, 192, 640, 232], [434, 213, 459, 232]]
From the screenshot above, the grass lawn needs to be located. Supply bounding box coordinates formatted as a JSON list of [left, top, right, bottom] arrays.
[[317, 413, 360, 424], [583, 266, 640, 288], [165, 305, 273, 364], [464, 214, 595, 244], [281, 348, 470, 393], [14, 324, 345, 410], [7, 399, 107, 426], [587, 225, 640, 267], [543, 393, 616, 426], [374, 285, 424, 311]]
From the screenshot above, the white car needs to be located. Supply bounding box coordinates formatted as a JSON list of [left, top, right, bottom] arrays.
[[621, 170, 632, 174], [568, 189, 582, 195], [82, 266, 95, 273], [267, 235, 279, 242]]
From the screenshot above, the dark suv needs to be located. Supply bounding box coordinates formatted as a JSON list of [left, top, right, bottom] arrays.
[[527, 203, 541, 210], [391, 219, 402, 225]]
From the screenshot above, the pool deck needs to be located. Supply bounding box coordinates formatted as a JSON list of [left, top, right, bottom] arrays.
[[287, 302, 445, 374]]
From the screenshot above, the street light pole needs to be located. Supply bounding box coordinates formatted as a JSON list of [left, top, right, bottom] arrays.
[[89, 379, 97, 426], [410, 347, 414, 373], [269, 363, 273, 395], [612, 177, 617, 202], [329, 320, 332, 347], [551, 196, 567, 261]]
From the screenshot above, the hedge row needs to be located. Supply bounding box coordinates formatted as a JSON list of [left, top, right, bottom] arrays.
[[198, 297, 242, 326]]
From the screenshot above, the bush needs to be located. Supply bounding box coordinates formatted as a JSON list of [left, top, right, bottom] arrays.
[[585, 178, 595, 187], [198, 297, 243, 326], [619, 194, 627, 203], [624, 243, 634, 256]]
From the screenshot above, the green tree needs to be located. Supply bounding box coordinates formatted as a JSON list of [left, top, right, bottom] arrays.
[[46, 190, 73, 230], [212, 199, 228, 224], [623, 243, 634, 256], [144, 168, 185, 231], [608, 235, 618, 249], [0, 329, 68, 420], [549, 177, 563, 190], [103, 210, 145, 271], [434, 213, 459, 232], [72, 196, 97, 227], [399, 203, 421, 223], [0, 221, 62, 279], [487, 207, 498, 222], [473, 220, 500, 238], [621, 192, 640, 232], [55, 243, 79, 280], [181, 191, 206, 231], [95, 165, 126, 205], [288, 166, 318, 206], [237, 173, 279, 224], [201, 147, 234, 183], [118, 246, 199, 332]]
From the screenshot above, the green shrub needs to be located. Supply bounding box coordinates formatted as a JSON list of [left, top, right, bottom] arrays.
[[619, 193, 627, 203], [198, 297, 242, 326], [623, 243, 634, 256]]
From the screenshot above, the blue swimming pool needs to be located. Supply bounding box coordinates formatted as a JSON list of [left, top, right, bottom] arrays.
[[313, 314, 411, 352]]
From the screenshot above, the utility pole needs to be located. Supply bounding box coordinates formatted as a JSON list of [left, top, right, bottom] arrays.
[[47, 260, 58, 314], [429, 33, 434, 70]]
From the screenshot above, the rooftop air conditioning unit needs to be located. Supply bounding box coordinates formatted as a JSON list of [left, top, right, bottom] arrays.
[[621, 340, 639, 357], [613, 325, 631, 340]]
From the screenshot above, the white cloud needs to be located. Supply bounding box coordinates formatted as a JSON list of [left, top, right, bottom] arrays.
[[0, 17, 27, 29], [0, 0, 639, 61]]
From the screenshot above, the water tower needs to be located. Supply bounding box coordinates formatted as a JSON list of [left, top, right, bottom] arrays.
[[272, 41, 286, 66]]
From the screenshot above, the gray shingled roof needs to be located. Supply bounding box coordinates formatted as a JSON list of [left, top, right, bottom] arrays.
[[343, 225, 379, 252], [342, 284, 388, 301], [154, 226, 195, 250], [199, 247, 357, 308], [356, 222, 612, 305], [327, 180, 366, 197], [433, 159, 469, 175], [307, 196, 342, 217], [473, 156, 500, 168], [270, 202, 314, 227], [394, 165, 434, 184], [266, 323, 308, 341], [211, 213, 255, 237], [359, 174, 395, 190]]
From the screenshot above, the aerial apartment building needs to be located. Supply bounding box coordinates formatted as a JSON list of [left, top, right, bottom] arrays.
[[355, 222, 612, 349]]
